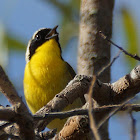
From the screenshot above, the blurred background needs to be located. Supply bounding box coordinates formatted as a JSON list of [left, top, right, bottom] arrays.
[[0, 0, 140, 139]]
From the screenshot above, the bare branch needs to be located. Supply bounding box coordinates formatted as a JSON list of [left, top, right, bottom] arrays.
[[97, 51, 121, 77], [34, 65, 140, 132], [0, 107, 16, 121], [78, 0, 114, 83], [0, 65, 35, 140], [35, 75, 91, 131], [53, 103, 90, 140], [1, 103, 140, 139], [33, 103, 140, 122], [0, 133, 20, 140], [94, 65, 140, 105], [37, 129, 57, 140], [0, 66, 24, 106], [88, 76, 100, 140], [0, 122, 12, 130], [130, 112, 136, 140], [97, 97, 134, 129], [99, 31, 140, 61], [1, 65, 140, 139]]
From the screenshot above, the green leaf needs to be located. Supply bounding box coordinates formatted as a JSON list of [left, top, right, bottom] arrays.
[[43, 0, 80, 48], [60, 21, 78, 47], [5, 33, 26, 50], [121, 8, 139, 68]]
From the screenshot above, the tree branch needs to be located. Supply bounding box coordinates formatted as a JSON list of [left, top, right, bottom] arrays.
[[34, 65, 140, 132], [1, 104, 140, 125], [88, 76, 100, 140], [35, 75, 91, 131], [0, 66, 35, 140], [99, 31, 140, 61], [130, 112, 136, 140], [0, 66, 25, 107], [78, 0, 114, 82], [1, 65, 140, 139]]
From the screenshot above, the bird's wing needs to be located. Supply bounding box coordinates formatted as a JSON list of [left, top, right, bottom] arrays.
[[65, 62, 76, 78], [66, 62, 86, 105]]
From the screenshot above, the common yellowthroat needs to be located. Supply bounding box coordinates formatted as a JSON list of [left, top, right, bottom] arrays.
[[24, 26, 82, 131]]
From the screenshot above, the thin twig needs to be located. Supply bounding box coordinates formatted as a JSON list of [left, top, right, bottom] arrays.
[[99, 31, 140, 61], [0, 65, 35, 140], [35, 65, 140, 131], [97, 50, 121, 76], [130, 111, 136, 140], [97, 97, 134, 129], [35, 75, 91, 131], [0, 122, 12, 130], [88, 75, 100, 140], [0, 104, 140, 123], [33, 104, 140, 122], [34, 108, 88, 121], [37, 129, 57, 140], [0, 134, 20, 140], [0, 66, 24, 106], [0, 107, 16, 121]]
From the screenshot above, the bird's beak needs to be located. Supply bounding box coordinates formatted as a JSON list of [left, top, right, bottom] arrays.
[[45, 25, 58, 40]]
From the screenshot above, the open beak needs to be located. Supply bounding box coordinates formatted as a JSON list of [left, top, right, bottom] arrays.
[[45, 25, 58, 40]]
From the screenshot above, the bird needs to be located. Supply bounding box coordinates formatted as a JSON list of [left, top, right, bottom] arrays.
[[23, 26, 83, 131]]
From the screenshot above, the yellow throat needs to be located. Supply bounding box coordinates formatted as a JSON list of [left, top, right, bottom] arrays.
[[24, 29, 82, 131]]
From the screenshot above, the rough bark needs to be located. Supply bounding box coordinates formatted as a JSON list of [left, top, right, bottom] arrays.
[[78, 0, 114, 82], [0, 66, 35, 140], [78, 0, 114, 139], [0, 65, 140, 139], [53, 65, 140, 139]]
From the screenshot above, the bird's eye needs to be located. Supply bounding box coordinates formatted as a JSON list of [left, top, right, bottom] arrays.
[[35, 34, 41, 41]]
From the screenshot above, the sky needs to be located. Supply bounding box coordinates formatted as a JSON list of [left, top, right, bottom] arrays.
[[0, 0, 140, 139]]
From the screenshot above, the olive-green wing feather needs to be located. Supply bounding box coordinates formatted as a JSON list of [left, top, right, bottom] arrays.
[[66, 62, 86, 105], [66, 62, 76, 78]]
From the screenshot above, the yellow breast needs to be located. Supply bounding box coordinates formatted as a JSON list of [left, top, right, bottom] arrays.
[[24, 39, 82, 130]]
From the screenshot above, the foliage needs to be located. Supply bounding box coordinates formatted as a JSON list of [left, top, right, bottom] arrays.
[[121, 8, 139, 69], [44, 0, 80, 47]]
